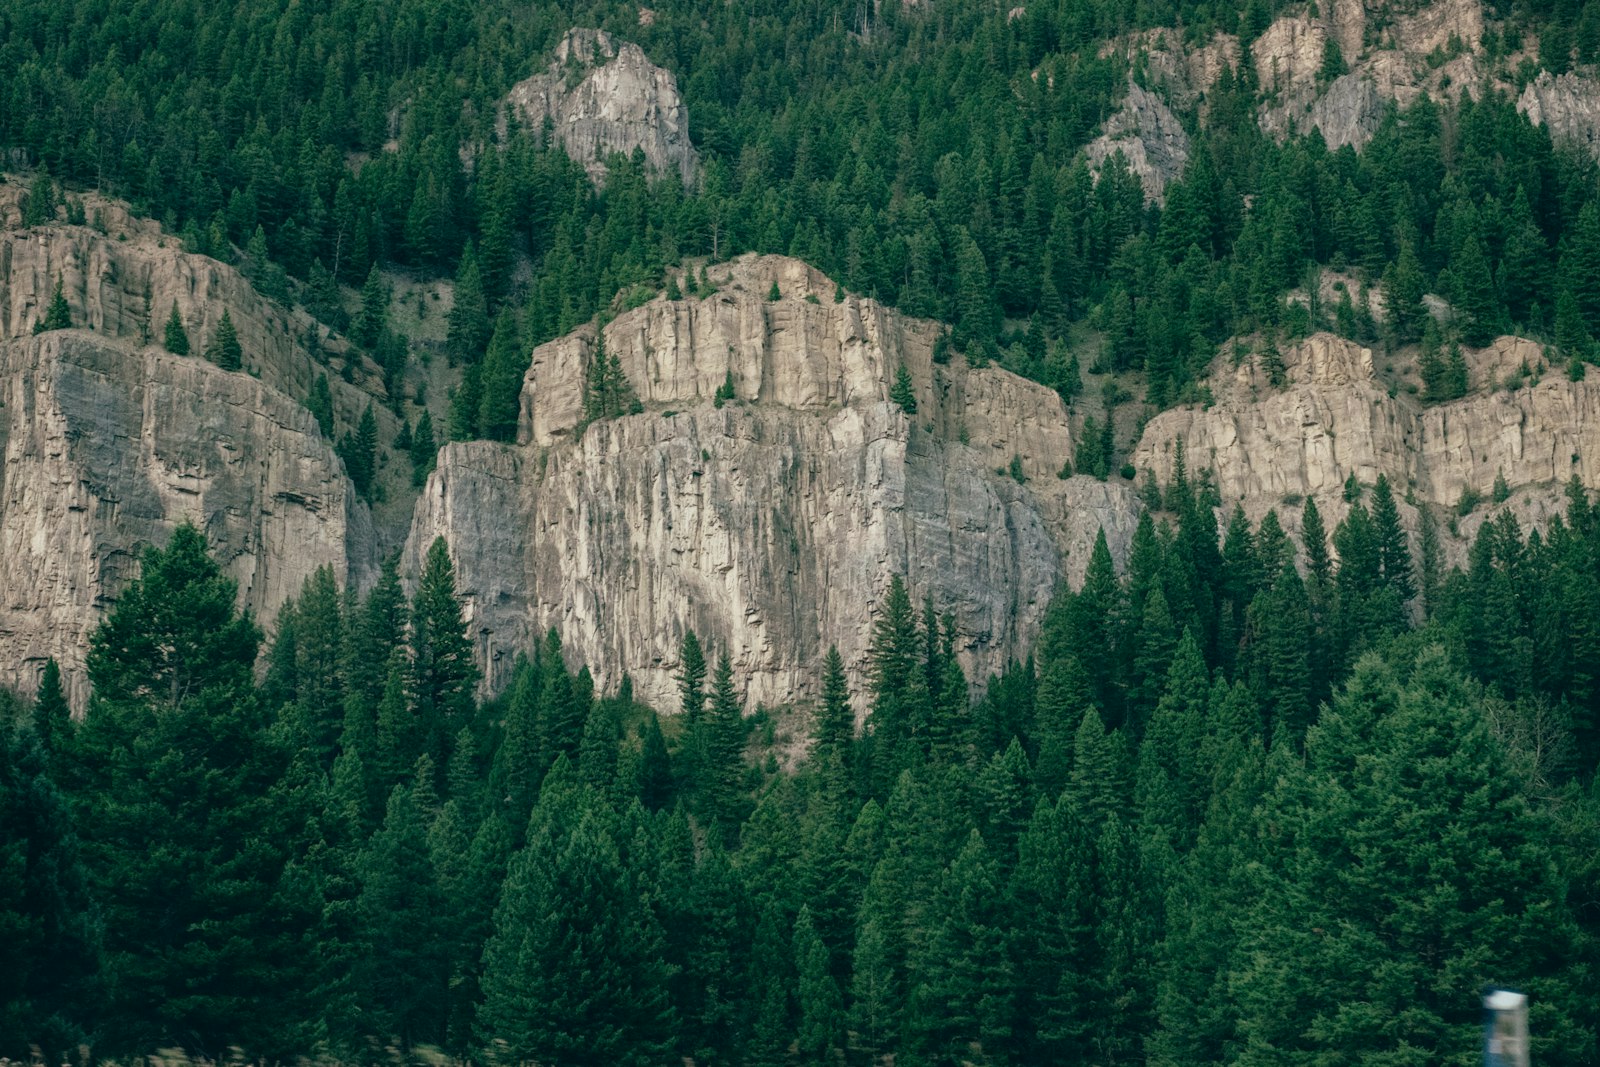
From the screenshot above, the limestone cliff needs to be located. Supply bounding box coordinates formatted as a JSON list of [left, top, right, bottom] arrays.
[[1253, 0, 1494, 151], [1130, 332, 1598, 563], [0, 181, 393, 705], [404, 255, 1140, 715], [500, 28, 699, 186], [1086, 81, 1192, 204], [0, 331, 372, 708], [1518, 70, 1600, 162]]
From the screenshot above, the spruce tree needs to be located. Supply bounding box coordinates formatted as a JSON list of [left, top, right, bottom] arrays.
[[477, 309, 524, 442], [355, 771, 449, 1048], [307, 372, 334, 438], [204, 309, 242, 370], [447, 242, 492, 366], [478, 807, 673, 1065], [69, 524, 313, 1053], [33, 276, 71, 334], [410, 537, 478, 774], [890, 364, 918, 413], [162, 302, 190, 355], [410, 409, 437, 485]]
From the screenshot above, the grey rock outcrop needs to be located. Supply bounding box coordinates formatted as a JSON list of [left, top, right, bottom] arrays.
[[0, 181, 392, 706], [1130, 332, 1598, 565], [1253, 0, 1499, 151], [1085, 81, 1191, 204], [1518, 70, 1600, 162], [0, 331, 372, 709], [405, 255, 1140, 715], [501, 28, 699, 186]]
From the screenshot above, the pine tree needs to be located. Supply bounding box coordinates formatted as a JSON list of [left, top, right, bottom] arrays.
[[204, 308, 242, 370], [890, 364, 918, 413], [449, 363, 483, 441], [478, 806, 673, 1065], [355, 771, 449, 1048], [410, 537, 478, 776], [814, 644, 854, 776], [447, 243, 492, 366], [1231, 650, 1591, 1060], [162, 302, 190, 355], [793, 905, 844, 1059], [31, 658, 69, 768], [351, 264, 388, 349], [307, 372, 334, 438], [477, 309, 524, 442], [700, 652, 747, 842], [0, 695, 99, 1058], [1452, 234, 1498, 348], [33, 276, 71, 334], [410, 409, 437, 485], [1370, 473, 1416, 604], [68, 524, 314, 1052]]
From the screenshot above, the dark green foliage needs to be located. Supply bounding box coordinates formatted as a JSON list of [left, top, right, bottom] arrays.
[[203, 309, 243, 370], [478, 790, 672, 1066], [21, 171, 56, 227], [447, 243, 492, 366], [337, 403, 378, 496], [32, 276, 71, 334], [162, 302, 189, 355], [477, 309, 525, 441], [889, 364, 917, 414], [0, 692, 98, 1060], [410, 409, 437, 484], [307, 372, 334, 438]]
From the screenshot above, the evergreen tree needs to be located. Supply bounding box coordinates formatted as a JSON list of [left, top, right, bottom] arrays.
[[447, 242, 492, 366], [890, 364, 918, 413], [410, 537, 478, 775], [1232, 650, 1592, 1060], [162, 302, 189, 355], [308, 372, 334, 438], [0, 695, 98, 1060], [204, 309, 243, 370], [477, 309, 524, 441], [478, 806, 673, 1065], [410, 409, 437, 485], [355, 769, 449, 1048], [68, 525, 314, 1053], [33, 276, 71, 334]]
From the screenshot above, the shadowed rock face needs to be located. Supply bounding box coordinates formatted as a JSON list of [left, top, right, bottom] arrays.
[[1086, 82, 1191, 204], [0, 331, 372, 709], [1519, 70, 1600, 162], [500, 28, 699, 186], [404, 255, 1141, 716]]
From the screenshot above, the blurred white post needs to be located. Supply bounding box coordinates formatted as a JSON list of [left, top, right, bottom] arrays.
[[1483, 989, 1529, 1067]]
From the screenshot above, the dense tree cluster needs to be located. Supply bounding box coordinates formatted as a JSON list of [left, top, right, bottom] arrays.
[[5, 473, 1600, 1062], [4, 0, 1598, 419]]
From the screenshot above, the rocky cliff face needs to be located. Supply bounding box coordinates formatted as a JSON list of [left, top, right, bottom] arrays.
[[501, 28, 699, 186], [405, 255, 1141, 715], [1518, 70, 1600, 162], [0, 331, 371, 709], [1086, 81, 1192, 204], [0, 181, 389, 706], [1130, 332, 1598, 563]]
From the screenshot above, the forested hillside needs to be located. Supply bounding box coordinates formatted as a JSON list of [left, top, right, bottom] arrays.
[[4, 0, 1600, 428], [5, 473, 1600, 1063], [6, 0, 1600, 1062]]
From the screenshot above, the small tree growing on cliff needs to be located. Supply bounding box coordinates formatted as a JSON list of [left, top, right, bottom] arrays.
[[890, 365, 917, 413], [163, 303, 190, 355], [32, 276, 71, 334], [205, 309, 242, 371]]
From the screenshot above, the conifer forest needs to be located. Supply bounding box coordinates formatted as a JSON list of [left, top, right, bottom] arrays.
[[4, 0, 1600, 1062]]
